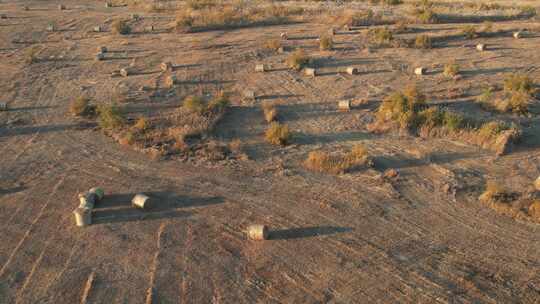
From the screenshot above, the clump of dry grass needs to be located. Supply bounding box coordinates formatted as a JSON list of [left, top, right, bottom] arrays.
[[373, 85, 426, 130], [132, 117, 149, 132], [319, 35, 333, 50], [304, 144, 371, 174], [461, 25, 478, 39], [503, 73, 535, 95], [286, 49, 311, 71], [477, 74, 535, 114], [334, 9, 385, 28], [265, 122, 290, 146], [97, 104, 125, 130], [70, 96, 95, 117], [262, 102, 278, 123], [411, 0, 438, 24], [112, 20, 131, 35], [24, 46, 41, 65], [368, 27, 393, 46], [183, 93, 230, 115], [443, 62, 460, 78], [264, 39, 281, 51], [414, 34, 432, 49]]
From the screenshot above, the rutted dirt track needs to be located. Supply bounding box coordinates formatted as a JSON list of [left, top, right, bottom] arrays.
[[1, 1, 540, 303]]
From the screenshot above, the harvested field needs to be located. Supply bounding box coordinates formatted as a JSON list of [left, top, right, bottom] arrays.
[[1, 0, 540, 303]]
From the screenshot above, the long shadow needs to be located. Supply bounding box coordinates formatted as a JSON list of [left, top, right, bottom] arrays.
[[92, 192, 225, 224], [313, 58, 375, 68], [0, 186, 27, 196], [5, 105, 57, 112], [0, 124, 81, 138], [295, 131, 374, 145], [270, 226, 352, 240], [373, 151, 479, 170], [257, 94, 302, 100], [437, 13, 535, 24], [461, 67, 514, 77]]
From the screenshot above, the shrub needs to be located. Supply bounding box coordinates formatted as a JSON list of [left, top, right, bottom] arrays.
[[304, 144, 370, 174], [414, 34, 432, 49], [264, 39, 281, 51], [442, 111, 464, 131], [479, 180, 508, 202], [443, 62, 460, 78], [508, 91, 530, 115], [478, 121, 510, 139], [176, 12, 194, 30], [183, 96, 206, 114], [376, 87, 425, 130], [265, 122, 290, 145], [97, 104, 125, 130], [529, 201, 540, 220], [369, 27, 393, 45], [133, 117, 149, 131], [69, 96, 95, 117], [503, 73, 534, 95], [112, 20, 131, 35], [207, 93, 230, 112], [24, 46, 41, 65], [262, 102, 278, 123], [286, 49, 310, 71], [462, 25, 478, 39], [319, 35, 333, 50], [411, 1, 437, 24]]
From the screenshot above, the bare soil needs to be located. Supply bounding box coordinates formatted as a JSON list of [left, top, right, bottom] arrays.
[[1, 1, 540, 303]]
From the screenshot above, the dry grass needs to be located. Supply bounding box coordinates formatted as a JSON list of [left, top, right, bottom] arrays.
[[264, 39, 281, 51], [334, 9, 385, 28], [319, 35, 333, 51], [286, 49, 311, 71], [443, 62, 460, 78], [97, 104, 125, 130], [69, 96, 95, 117], [262, 102, 278, 123], [112, 20, 131, 35], [265, 122, 291, 146], [368, 27, 393, 46], [414, 34, 432, 49], [411, 1, 438, 24], [477, 74, 535, 114], [304, 144, 371, 174]]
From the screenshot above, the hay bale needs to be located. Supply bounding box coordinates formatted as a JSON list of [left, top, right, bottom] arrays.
[[304, 68, 317, 77], [160, 61, 172, 72], [343, 25, 351, 31], [534, 177, 540, 191], [243, 90, 256, 100], [280, 32, 288, 40], [0, 102, 7, 111], [120, 68, 132, 77], [338, 100, 351, 111], [79, 192, 97, 210], [93, 26, 102, 32], [73, 207, 92, 227], [414, 67, 426, 75], [58, 4, 66, 10], [46, 24, 56, 32], [255, 64, 267, 72], [513, 31, 522, 39], [145, 25, 154, 32], [105, 2, 112, 8], [346, 67, 358, 75], [132, 194, 152, 209], [89, 187, 105, 201], [165, 75, 177, 88], [476, 44, 486, 51], [247, 225, 268, 240]]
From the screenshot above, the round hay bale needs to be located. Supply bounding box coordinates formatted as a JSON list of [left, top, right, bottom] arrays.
[[105, 2, 112, 8], [247, 225, 268, 240], [346, 67, 358, 75], [93, 26, 102, 32], [280, 32, 288, 40], [304, 68, 317, 77], [73, 207, 92, 227], [89, 187, 105, 201], [132, 194, 152, 209], [255, 64, 267, 72], [534, 177, 540, 191], [46, 24, 56, 32], [145, 25, 154, 32], [414, 67, 426, 75], [58, 4, 66, 10], [120, 68, 131, 77], [476, 44, 486, 51], [338, 100, 351, 111], [78, 192, 96, 210], [0, 102, 7, 111], [513, 31, 522, 39], [243, 90, 256, 100]]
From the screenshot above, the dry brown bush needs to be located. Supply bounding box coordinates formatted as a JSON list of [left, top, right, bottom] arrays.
[[304, 145, 371, 174]]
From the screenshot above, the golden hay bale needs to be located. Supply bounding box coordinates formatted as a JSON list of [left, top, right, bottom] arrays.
[[73, 207, 92, 227], [247, 225, 268, 240]]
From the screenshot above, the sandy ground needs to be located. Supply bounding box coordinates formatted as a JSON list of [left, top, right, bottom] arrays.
[[1, 1, 540, 303]]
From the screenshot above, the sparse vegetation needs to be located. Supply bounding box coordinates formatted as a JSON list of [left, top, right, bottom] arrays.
[[264, 39, 281, 51], [462, 25, 478, 39], [443, 62, 460, 78], [304, 144, 371, 174], [478, 74, 535, 114], [368, 27, 393, 46], [262, 102, 278, 123], [319, 35, 333, 50], [414, 34, 432, 49], [69, 96, 95, 117], [112, 20, 131, 35], [286, 49, 310, 71], [265, 122, 291, 146], [411, 0, 438, 24], [97, 104, 125, 130]]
